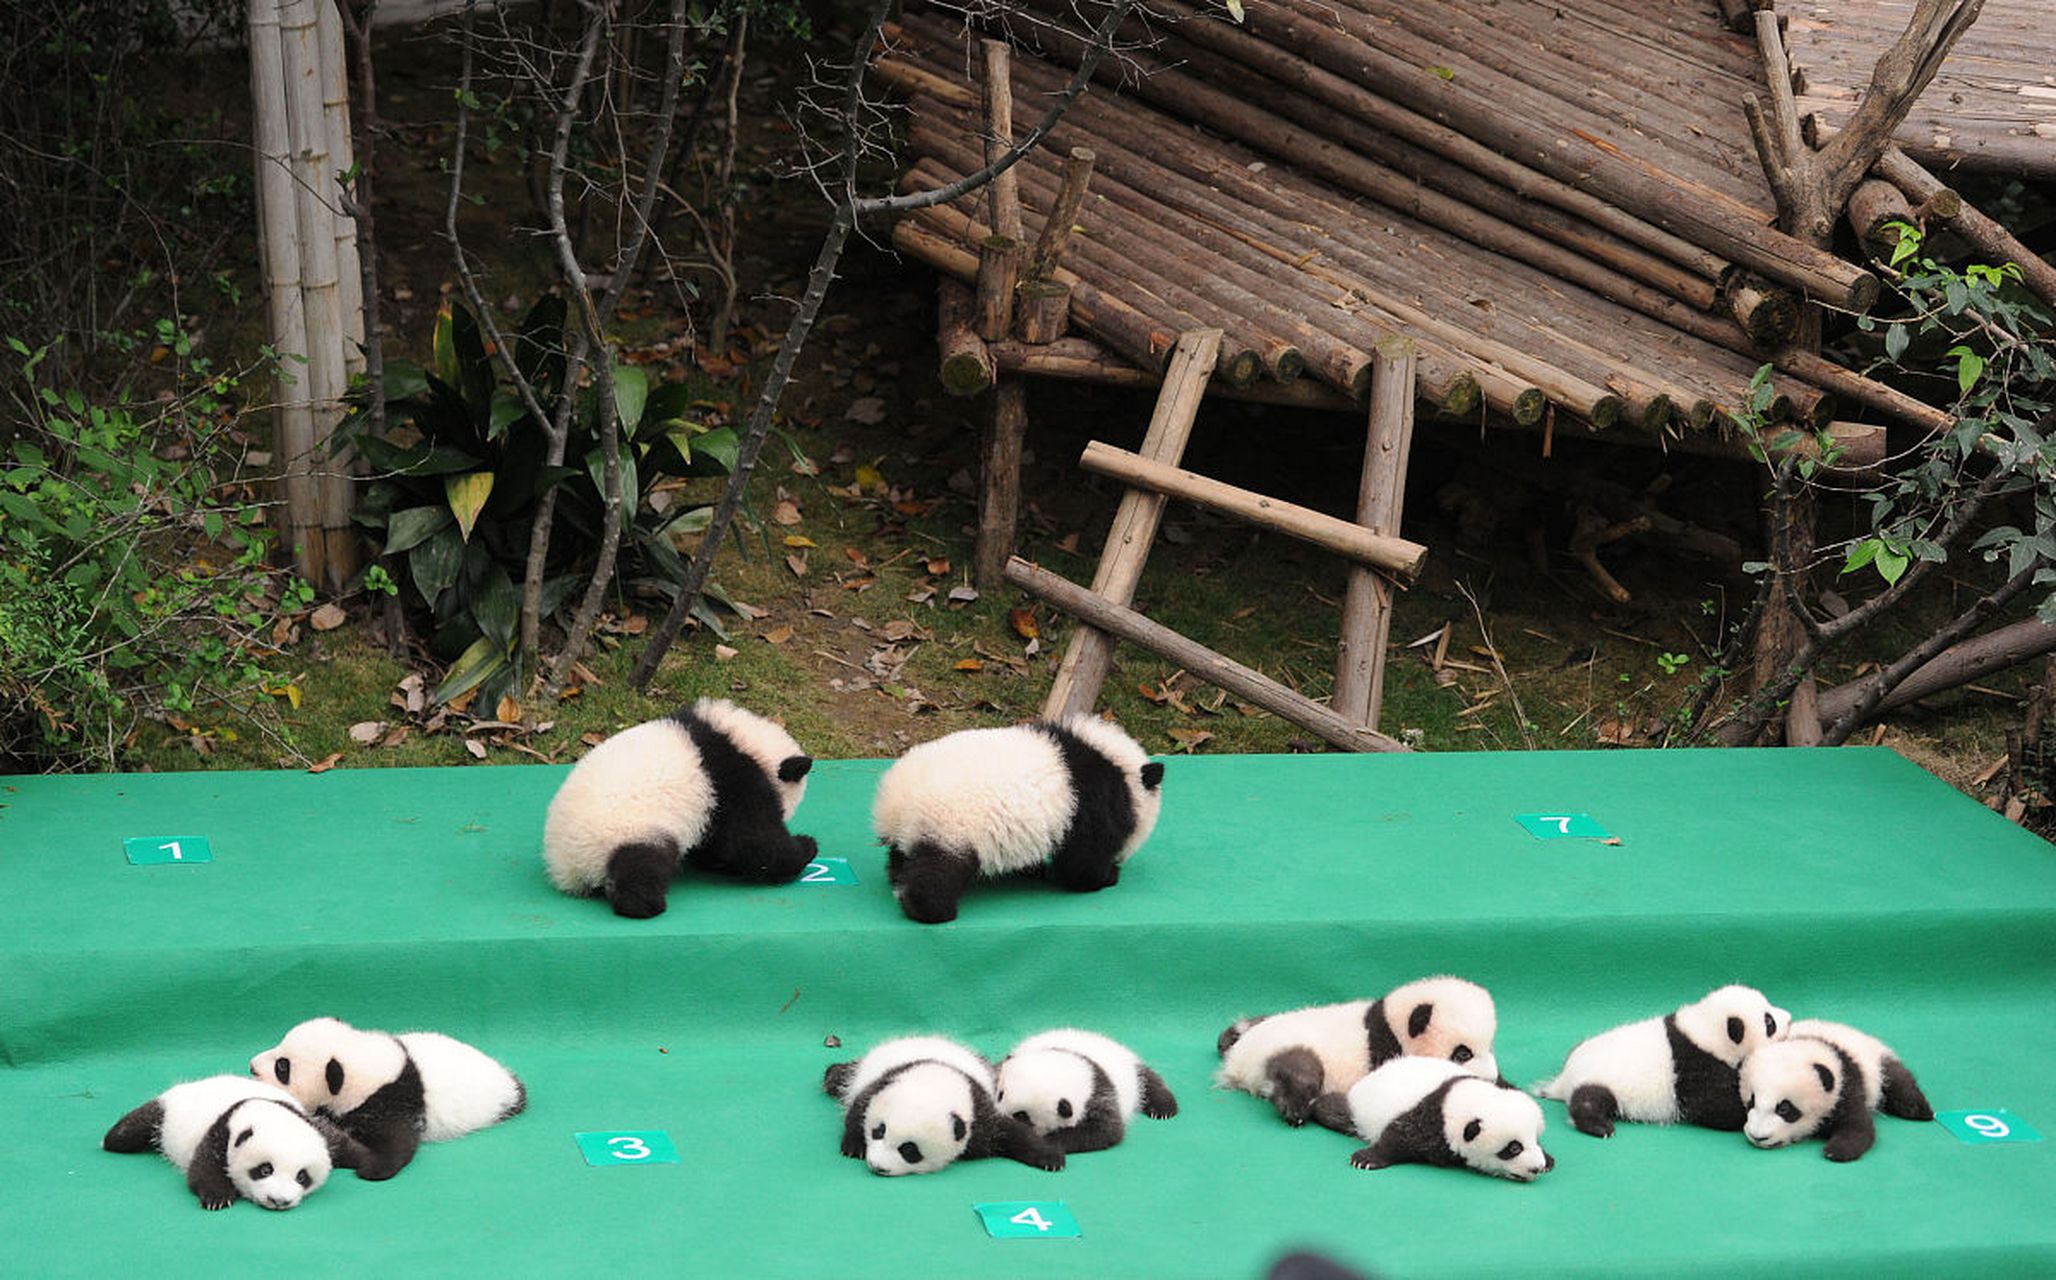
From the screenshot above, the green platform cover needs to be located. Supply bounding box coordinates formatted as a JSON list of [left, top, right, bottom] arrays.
[[2, 747, 2053, 1278]]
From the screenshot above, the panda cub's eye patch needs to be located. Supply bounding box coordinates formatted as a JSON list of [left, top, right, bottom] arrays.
[[1057, 1099, 1073, 1119], [952, 1114, 967, 1141], [870, 1123, 885, 1140], [1764, 1012, 1777, 1037], [1775, 1101, 1802, 1123], [274, 1057, 291, 1085], [296, 1169, 313, 1189], [1451, 1046, 1474, 1064], [1497, 1141, 1524, 1161], [897, 1141, 922, 1165], [250, 1162, 273, 1180]]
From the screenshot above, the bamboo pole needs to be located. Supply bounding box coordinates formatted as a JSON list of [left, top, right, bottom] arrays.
[[1334, 336, 1416, 729], [1011, 556, 1410, 752], [279, 0, 355, 589], [316, 0, 364, 376], [1044, 329, 1222, 720], [249, 0, 320, 586], [1078, 441, 1430, 579]]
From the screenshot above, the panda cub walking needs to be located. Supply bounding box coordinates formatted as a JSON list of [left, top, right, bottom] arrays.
[[544, 698, 818, 919], [872, 717, 1164, 924], [1739, 1019, 1933, 1162]]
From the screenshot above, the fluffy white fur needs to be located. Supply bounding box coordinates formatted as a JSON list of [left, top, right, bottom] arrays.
[[141, 1076, 335, 1209], [838, 1036, 995, 1176], [997, 1028, 1144, 1134], [870, 717, 1161, 875], [1535, 984, 1790, 1122], [1217, 975, 1502, 1098], [542, 698, 808, 894], [1340, 1058, 1552, 1181], [1740, 1019, 1898, 1148], [251, 1016, 523, 1141]]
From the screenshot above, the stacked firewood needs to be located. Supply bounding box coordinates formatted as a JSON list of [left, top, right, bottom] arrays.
[[878, 0, 1956, 439]]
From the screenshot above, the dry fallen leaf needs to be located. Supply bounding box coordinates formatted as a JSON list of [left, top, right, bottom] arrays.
[[947, 585, 979, 605], [377, 726, 411, 749], [495, 694, 522, 724], [348, 721, 385, 746], [307, 751, 344, 773], [771, 499, 803, 526], [1009, 607, 1039, 639], [925, 557, 950, 575], [881, 620, 920, 642], [953, 658, 984, 672], [844, 396, 887, 425], [714, 644, 739, 662], [581, 731, 606, 747], [1139, 683, 1169, 704], [786, 552, 809, 577], [310, 602, 348, 631], [1167, 727, 1214, 753], [765, 625, 795, 645], [828, 443, 856, 465], [620, 614, 649, 636], [1055, 533, 1080, 554], [464, 739, 488, 760], [784, 535, 817, 548], [845, 546, 871, 568], [854, 463, 884, 492]]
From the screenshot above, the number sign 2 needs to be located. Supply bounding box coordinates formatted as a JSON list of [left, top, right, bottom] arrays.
[[799, 857, 858, 886], [123, 836, 214, 865], [1938, 1109, 2042, 1144], [575, 1130, 681, 1166], [974, 1201, 1081, 1239]]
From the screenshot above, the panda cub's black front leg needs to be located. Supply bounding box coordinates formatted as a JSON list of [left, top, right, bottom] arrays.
[[1264, 1048, 1326, 1127], [1568, 1084, 1620, 1138], [893, 843, 977, 924]]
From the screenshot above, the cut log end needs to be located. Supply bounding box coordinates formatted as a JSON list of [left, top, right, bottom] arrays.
[[1636, 394, 1674, 435], [1588, 394, 1624, 432], [1728, 281, 1801, 349], [1512, 387, 1548, 427], [1438, 375, 1481, 420], [941, 348, 996, 396], [1220, 348, 1262, 389]]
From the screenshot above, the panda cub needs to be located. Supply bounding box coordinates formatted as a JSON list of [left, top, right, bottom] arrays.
[[544, 698, 817, 918], [102, 1075, 368, 1211], [1739, 1018, 1933, 1162], [871, 717, 1164, 924], [995, 1028, 1179, 1154], [824, 1035, 1065, 1176], [1310, 1057, 1553, 1181], [1535, 984, 1789, 1137], [252, 1017, 526, 1180], [1216, 976, 1502, 1126]]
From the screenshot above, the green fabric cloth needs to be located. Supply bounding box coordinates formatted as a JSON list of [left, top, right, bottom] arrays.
[[3, 747, 2053, 1277]]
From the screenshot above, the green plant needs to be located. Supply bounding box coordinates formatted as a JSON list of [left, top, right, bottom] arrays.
[[1656, 652, 1691, 676], [350, 298, 738, 707], [0, 331, 287, 769]]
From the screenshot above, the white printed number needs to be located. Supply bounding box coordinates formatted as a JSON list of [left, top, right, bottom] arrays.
[[800, 862, 834, 883], [1009, 1208, 1053, 1233], [1965, 1114, 2012, 1138], [607, 1136, 652, 1161], [1540, 817, 1573, 834], [159, 841, 184, 861]]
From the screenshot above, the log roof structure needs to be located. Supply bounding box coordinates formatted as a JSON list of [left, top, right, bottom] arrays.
[[881, 0, 2047, 456], [1788, 0, 2056, 180]]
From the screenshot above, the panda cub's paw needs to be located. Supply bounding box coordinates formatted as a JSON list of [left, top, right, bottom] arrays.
[[1349, 1146, 1394, 1171], [200, 1194, 235, 1211]]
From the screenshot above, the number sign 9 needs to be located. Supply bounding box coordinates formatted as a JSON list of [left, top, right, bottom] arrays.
[[1938, 1109, 2042, 1144]]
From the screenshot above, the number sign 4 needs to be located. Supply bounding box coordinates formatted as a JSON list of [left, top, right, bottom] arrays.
[[974, 1202, 1081, 1239]]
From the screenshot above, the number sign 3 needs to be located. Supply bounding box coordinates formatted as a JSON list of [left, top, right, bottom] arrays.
[[575, 1130, 681, 1166]]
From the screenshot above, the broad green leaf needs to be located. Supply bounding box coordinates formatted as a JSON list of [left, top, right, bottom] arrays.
[[409, 523, 464, 606], [433, 635, 510, 706], [1883, 323, 1908, 362], [488, 390, 526, 440], [1842, 539, 1880, 575], [385, 505, 453, 555], [382, 359, 430, 402], [690, 425, 738, 473], [585, 447, 640, 533], [471, 561, 519, 650], [1957, 350, 1985, 394], [444, 471, 495, 542], [1874, 547, 1910, 585], [431, 303, 459, 388], [612, 362, 648, 433]]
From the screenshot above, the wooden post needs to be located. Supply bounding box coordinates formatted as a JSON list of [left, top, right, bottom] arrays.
[[1043, 329, 1222, 719], [974, 379, 1029, 591], [974, 235, 1023, 341], [980, 39, 1022, 242], [1010, 557, 1408, 751], [1015, 280, 1072, 344], [1334, 336, 1416, 729], [1077, 442, 1428, 578], [1026, 146, 1096, 282]]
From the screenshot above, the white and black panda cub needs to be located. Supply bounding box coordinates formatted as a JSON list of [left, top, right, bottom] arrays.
[[544, 698, 817, 919], [102, 1075, 369, 1210], [1739, 1018, 1934, 1162], [1535, 984, 1789, 1138], [823, 1035, 1066, 1176], [995, 1028, 1179, 1155], [871, 716, 1163, 924], [1216, 976, 1502, 1126], [251, 1017, 526, 1180], [1309, 1057, 1554, 1181]]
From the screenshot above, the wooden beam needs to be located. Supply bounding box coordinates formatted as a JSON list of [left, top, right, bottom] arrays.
[[1077, 441, 1429, 580], [1043, 329, 1221, 719], [1334, 336, 1417, 729], [1010, 556, 1409, 752]]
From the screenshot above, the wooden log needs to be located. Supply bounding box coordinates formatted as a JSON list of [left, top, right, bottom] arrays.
[[1806, 109, 2056, 183], [1772, 346, 1952, 435], [1847, 178, 1915, 253], [1027, 147, 1096, 282], [1872, 147, 2056, 309], [873, 55, 978, 109], [974, 234, 1022, 341], [991, 336, 1358, 409], [1334, 336, 1416, 729], [1714, 0, 1754, 34], [937, 277, 994, 396], [979, 39, 1022, 242], [1725, 277, 1801, 348], [1078, 441, 1430, 580], [1011, 556, 1410, 752], [1015, 279, 1072, 344], [975, 378, 1028, 589], [1816, 617, 2056, 726], [1768, 421, 1889, 482], [1044, 329, 1222, 719]]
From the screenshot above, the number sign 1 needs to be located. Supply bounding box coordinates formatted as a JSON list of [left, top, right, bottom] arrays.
[[974, 1201, 1082, 1239], [1513, 813, 1612, 840], [1937, 1109, 2043, 1144], [123, 836, 214, 865], [799, 857, 858, 886], [574, 1130, 681, 1166]]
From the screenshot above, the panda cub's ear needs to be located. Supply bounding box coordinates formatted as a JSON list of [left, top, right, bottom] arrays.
[[1813, 1062, 1836, 1093], [1408, 1003, 1434, 1039], [1140, 762, 1165, 791], [778, 756, 813, 783], [1463, 1119, 1482, 1143]]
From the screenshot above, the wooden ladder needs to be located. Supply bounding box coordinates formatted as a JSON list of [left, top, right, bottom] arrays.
[[1008, 330, 1428, 751]]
